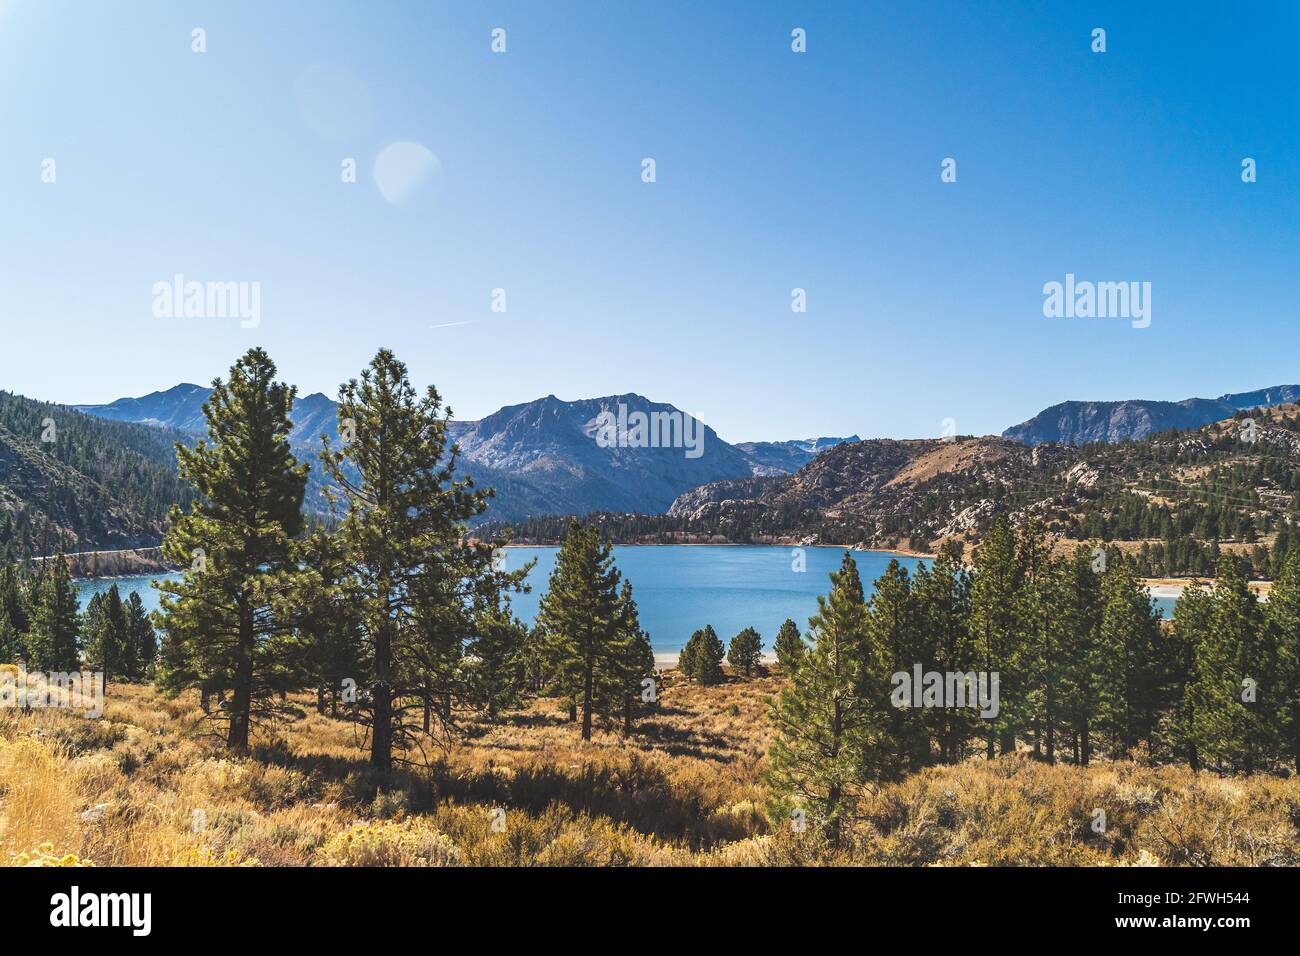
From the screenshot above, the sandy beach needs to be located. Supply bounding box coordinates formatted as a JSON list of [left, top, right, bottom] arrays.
[[654, 651, 779, 671], [1141, 577, 1272, 600]]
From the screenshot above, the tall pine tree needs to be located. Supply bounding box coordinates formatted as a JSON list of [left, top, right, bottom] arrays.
[[690, 625, 726, 685], [766, 552, 886, 846], [27, 555, 79, 672], [1268, 552, 1300, 771], [968, 520, 1023, 757], [124, 591, 157, 680], [613, 581, 655, 733], [83, 584, 129, 685], [1189, 555, 1275, 772], [155, 348, 311, 751], [322, 348, 525, 768], [536, 522, 631, 740], [773, 618, 806, 675]]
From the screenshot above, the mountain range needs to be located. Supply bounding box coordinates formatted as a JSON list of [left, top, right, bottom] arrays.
[[1002, 385, 1300, 446], [72, 384, 856, 525], [75, 384, 343, 448], [7, 377, 1300, 561]]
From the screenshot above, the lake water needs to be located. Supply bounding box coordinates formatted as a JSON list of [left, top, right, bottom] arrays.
[[73, 545, 1178, 658], [73, 546, 926, 657]]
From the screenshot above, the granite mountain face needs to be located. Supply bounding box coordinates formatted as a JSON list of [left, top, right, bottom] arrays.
[[733, 435, 861, 475], [1002, 385, 1300, 446], [73, 386, 845, 524]]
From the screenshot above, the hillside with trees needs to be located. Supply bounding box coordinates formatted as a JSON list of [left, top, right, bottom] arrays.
[[0, 390, 195, 561]]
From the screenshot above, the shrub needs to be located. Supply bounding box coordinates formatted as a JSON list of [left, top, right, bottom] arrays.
[[316, 820, 462, 867]]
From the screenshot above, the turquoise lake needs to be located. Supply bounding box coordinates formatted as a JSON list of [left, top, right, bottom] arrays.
[[74, 545, 1178, 658]]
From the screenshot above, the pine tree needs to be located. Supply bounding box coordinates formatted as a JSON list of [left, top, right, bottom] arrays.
[[155, 348, 312, 751], [613, 581, 655, 733], [865, 559, 928, 770], [322, 348, 525, 768], [124, 592, 156, 680], [26, 555, 79, 672], [1189, 555, 1276, 772], [298, 531, 364, 718], [1169, 583, 1213, 771], [677, 631, 699, 681], [968, 519, 1022, 757], [1269, 552, 1300, 772], [911, 546, 976, 764], [81, 592, 104, 647], [0, 613, 15, 665], [1053, 547, 1103, 765], [727, 626, 763, 678], [1094, 560, 1164, 757], [466, 603, 530, 721], [773, 618, 806, 675], [536, 521, 631, 740], [0, 563, 28, 639], [83, 584, 129, 684], [1015, 523, 1054, 762], [766, 552, 885, 846], [154, 613, 203, 704], [691, 625, 726, 685]]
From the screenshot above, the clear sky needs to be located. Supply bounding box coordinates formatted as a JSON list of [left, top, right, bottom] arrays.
[[2, 1, 1298, 443]]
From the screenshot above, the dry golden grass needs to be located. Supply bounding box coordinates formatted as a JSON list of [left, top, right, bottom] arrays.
[[3, 670, 1299, 866]]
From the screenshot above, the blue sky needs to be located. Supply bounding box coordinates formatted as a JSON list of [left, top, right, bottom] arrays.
[[2, 1, 1297, 443]]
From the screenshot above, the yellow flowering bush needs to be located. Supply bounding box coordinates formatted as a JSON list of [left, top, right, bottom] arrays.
[[11, 843, 92, 867], [186, 848, 262, 867], [316, 820, 462, 867]]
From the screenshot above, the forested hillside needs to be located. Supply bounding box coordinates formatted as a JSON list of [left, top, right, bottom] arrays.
[[0, 391, 194, 560]]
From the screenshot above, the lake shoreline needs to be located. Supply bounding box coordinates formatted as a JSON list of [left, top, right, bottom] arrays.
[[29, 547, 176, 582], [497, 541, 936, 559], [64, 541, 931, 582]]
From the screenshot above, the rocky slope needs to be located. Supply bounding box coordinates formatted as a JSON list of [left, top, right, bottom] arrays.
[[732, 435, 860, 475], [665, 406, 1300, 568], [1003, 385, 1300, 445], [668, 436, 1055, 544]]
